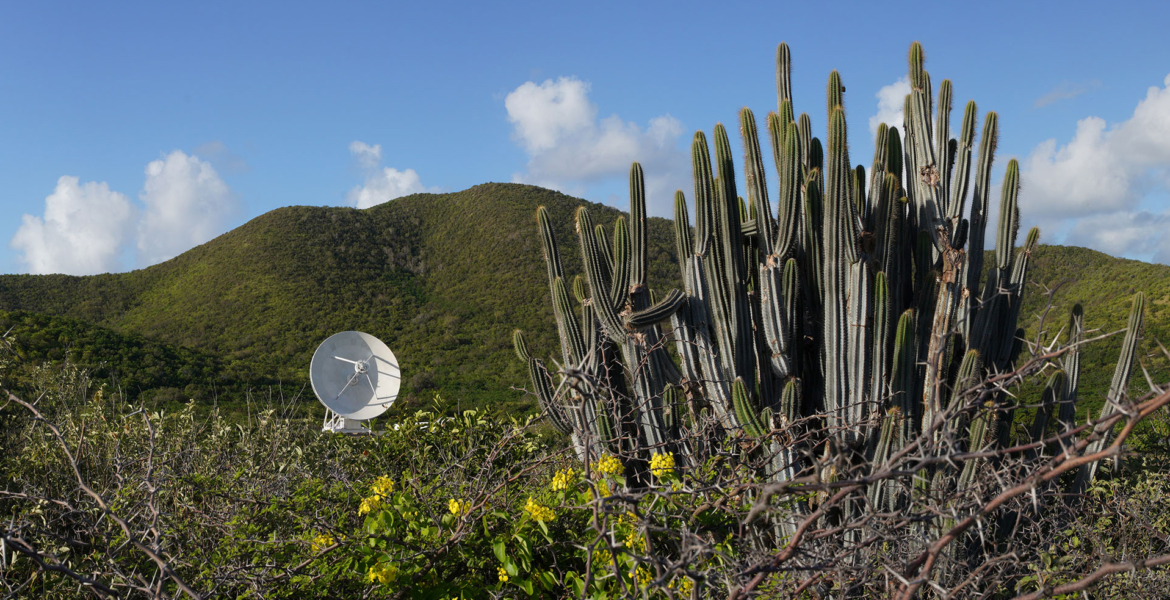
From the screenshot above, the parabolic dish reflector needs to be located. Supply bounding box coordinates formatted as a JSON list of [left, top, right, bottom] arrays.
[[310, 331, 401, 420]]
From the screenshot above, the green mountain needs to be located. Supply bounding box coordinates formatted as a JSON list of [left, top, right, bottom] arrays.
[[1, 183, 1168, 418], [0, 184, 681, 415]]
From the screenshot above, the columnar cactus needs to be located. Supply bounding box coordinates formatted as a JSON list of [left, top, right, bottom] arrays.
[[515, 41, 1145, 506]]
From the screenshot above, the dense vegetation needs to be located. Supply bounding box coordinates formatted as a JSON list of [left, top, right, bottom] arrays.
[[2, 362, 1169, 598], [0, 183, 1167, 420]]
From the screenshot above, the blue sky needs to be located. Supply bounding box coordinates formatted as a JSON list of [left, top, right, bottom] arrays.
[[3, 0, 1170, 274]]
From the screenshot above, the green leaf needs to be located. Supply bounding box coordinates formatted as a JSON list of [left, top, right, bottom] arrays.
[[567, 572, 585, 597], [518, 578, 534, 595], [504, 556, 519, 577], [493, 538, 507, 563]]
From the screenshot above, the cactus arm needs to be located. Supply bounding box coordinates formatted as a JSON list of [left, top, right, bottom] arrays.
[[513, 329, 531, 362], [537, 206, 565, 291], [798, 114, 813, 169], [947, 350, 982, 411], [961, 112, 998, 338], [1076, 292, 1145, 490], [891, 309, 919, 441], [905, 43, 948, 247], [992, 227, 1039, 367], [626, 289, 686, 329], [553, 277, 588, 364], [970, 159, 1022, 369], [846, 261, 873, 436], [733, 378, 768, 437], [822, 105, 869, 438], [609, 217, 632, 309], [1058, 304, 1084, 431], [527, 355, 572, 435], [869, 272, 892, 409], [868, 407, 901, 510], [741, 108, 776, 258], [670, 252, 735, 426], [769, 117, 802, 260], [935, 79, 953, 215], [536, 206, 576, 366], [776, 42, 792, 110], [629, 163, 649, 289], [867, 123, 889, 233], [1025, 371, 1065, 462], [576, 207, 625, 343], [595, 396, 621, 454], [994, 160, 1022, 272], [948, 100, 977, 227], [710, 124, 758, 383], [957, 400, 994, 491]]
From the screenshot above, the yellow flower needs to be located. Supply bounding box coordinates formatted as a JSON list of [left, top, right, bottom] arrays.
[[594, 455, 623, 477], [367, 561, 398, 584], [371, 476, 395, 496], [359, 495, 383, 515], [448, 498, 470, 516], [669, 575, 695, 594], [310, 533, 334, 552], [593, 548, 613, 568], [497, 566, 509, 583], [649, 452, 675, 478], [524, 497, 556, 522], [591, 480, 612, 499], [632, 566, 653, 587], [551, 468, 576, 491], [623, 530, 646, 553]]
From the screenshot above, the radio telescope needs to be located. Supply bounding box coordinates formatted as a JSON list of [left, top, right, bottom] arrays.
[[310, 331, 401, 433]]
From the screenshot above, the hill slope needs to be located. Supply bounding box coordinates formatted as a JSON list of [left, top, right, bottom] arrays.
[[0, 184, 682, 413], [1, 183, 1168, 416]]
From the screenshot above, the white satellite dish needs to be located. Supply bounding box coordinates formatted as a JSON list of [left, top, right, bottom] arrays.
[[310, 331, 401, 433]]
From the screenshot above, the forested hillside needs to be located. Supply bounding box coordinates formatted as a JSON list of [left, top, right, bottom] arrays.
[[1, 183, 1168, 417], [0, 183, 680, 414]]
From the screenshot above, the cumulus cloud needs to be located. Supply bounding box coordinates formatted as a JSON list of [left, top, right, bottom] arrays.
[[11, 149, 240, 274], [137, 151, 238, 265], [1065, 210, 1170, 263], [11, 177, 135, 275], [348, 141, 383, 170], [869, 77, 911, 141], [1034, 80, 1102, 108], [346, 141, 436, 209], [504, 76, 687, 215], [1020, 74, 1170, 262]]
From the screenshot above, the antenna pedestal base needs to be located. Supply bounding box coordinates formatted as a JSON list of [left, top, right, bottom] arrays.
[[323, 409, 372, 434]]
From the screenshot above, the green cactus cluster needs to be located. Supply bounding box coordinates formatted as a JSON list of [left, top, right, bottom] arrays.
[[514, 42, 1145, 501]]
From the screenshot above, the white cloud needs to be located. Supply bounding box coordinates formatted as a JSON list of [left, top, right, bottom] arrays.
[[348, 141, 383, 170], [505, 77, 596, 154], [12, 149, 242, 275], [869, 77, 910, 141], [137, 150, 238, 265], [1034, 80, 1102, 109], [11, 176, 134, 275], [1065, 210, 1170, 263], [348, 167, 429, 209], [504, 76, 687, 215], [1020, 74, 1170, 262], [345, 140, 437, 209]]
